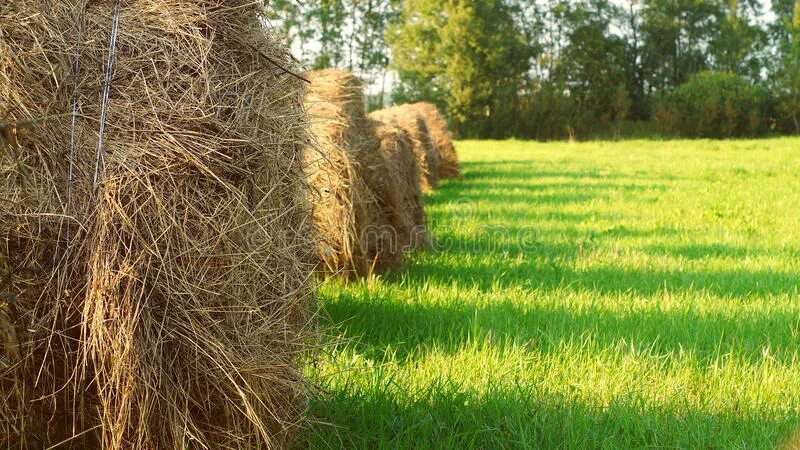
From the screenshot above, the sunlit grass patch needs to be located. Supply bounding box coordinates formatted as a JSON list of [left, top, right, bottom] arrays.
[[301, 138, 800, 449]]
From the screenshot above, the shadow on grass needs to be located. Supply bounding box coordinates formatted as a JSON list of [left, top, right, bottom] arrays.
[[323, 290, 800, 364], [458, 160, 688, 183], [300, 381, 798, 450], [418, 158, 797, 299], [310, 158, 800, 448], [644, 243, 800, 260], [432, 175, 669, 209], [401, 255, 800, 298]]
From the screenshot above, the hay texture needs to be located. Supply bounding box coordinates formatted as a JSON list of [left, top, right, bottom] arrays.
[[411, 102, 459, 178], [304, 69, 426, 274], [369, 105, 441, 192], [367, 119, 429, 259], [303, 69, 379, 276], [0, 1, 313, 448]]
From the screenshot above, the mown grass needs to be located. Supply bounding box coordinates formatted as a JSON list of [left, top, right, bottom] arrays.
[[300, 138, 800, 449]]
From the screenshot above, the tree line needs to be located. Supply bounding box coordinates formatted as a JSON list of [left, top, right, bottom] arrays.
[[269, 0, 800, 140]]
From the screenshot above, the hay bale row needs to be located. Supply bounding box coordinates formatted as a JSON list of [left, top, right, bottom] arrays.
[[303, 69, 381, 276], [1, 2, 313, 448], [411, 102, 460, 179], [368, 105, 442, 192], [302, 71, 460, 277], [302, 69, 428, 276], [367, 120, 429, 261]]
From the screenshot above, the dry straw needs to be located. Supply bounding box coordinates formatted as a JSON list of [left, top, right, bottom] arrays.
[[367, 119, 429, 260], [303, 69, 379, 276], [303, 69, 427, 274], [411, 102, 459, 178], [1, 1, 314, 448], [369, 105, 441, 192]]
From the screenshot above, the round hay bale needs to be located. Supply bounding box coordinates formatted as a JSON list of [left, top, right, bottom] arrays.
[[367, 119, 429, 259], [369, 105, 441, 192], [410, 102, 459, 178], [1, 2, 313, 448], [303, 69, 380, 276]]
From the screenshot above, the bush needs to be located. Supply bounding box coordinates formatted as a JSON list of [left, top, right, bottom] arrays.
[[655, 71, 773, 138], [518, 83, 605, 141]]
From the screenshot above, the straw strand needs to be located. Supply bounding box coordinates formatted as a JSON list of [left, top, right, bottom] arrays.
[[66, 1, 86, 246]]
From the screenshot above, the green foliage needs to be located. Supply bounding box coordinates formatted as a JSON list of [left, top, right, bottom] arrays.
[[655, 71, 772, 138], [385, 0, 448, 107], [775, 0, 800, 133], [388, 0, 534, 138], [517, 83, 576, 140], [638, 0, 719, 89], [267, 0, 399, 84], [530, 0, 631, 139], [558, 1, 628, 122], [301, 138, 800, 448], [709, 0, 768, 78], [271, 0, 800, 140]]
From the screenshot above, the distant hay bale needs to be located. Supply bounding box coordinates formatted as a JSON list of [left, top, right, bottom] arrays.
[[0, 2, 313, 449], [304, 69, 426, 274], [411, 102, 459, 178], [367, 119, 429, 265], [303, 69, 380, 276], [369, 105, 441, 192]]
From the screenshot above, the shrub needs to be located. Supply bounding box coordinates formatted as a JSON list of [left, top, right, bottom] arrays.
[[655, 71, 772, 138]]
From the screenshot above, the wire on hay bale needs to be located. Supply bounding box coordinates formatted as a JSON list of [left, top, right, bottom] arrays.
[[369, 105, 441, 193], [0, 1, 314, 448], [410, 102, 459, 179]]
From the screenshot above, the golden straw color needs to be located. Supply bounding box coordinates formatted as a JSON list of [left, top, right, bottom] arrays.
[[369, 105, 442, 192], [303, 69, 428, 275], [409, 102, 460, 179], [367, 119, 429, 259], [303, 69, 380, 276], [1, 1, 314, 448]]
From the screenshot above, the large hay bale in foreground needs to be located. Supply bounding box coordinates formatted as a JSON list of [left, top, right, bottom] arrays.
[[0, 2, 313, 448], [369, 105, 441, 192], [303, 69, 379, 276], [411, 102, 459, 178]]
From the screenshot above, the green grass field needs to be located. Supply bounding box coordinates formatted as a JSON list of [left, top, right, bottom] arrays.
[[302, 138, 800, 449]]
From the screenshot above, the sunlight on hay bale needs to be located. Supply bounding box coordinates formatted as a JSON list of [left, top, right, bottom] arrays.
[[410, 102, 459, 179], [303, 69, 426, 274], [0, 1, 314, 448], [303, 69, 379, 276], [368, 119, 429, 259], [369, 105, 441, 192]]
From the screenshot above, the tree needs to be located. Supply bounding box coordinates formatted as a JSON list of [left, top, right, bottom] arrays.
[[709, 0, 767, 79], [655, 71, 770, 138], [776, 0, 800, 133], [267, 0, 400, 90], [388, 0, 533, 138], [620, 0, 649, 119], [639, 0, 723, 90], [268, 0, 791, 139], [553, 1, 630, 127]]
